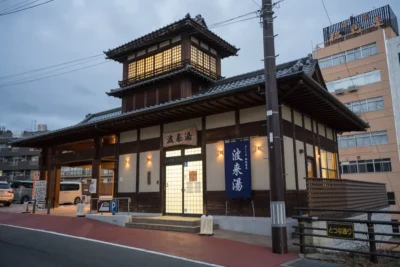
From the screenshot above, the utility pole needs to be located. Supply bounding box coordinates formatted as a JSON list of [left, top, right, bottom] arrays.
[[261, 0, 288, 254]]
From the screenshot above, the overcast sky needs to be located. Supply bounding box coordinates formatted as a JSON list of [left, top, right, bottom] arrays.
[[0, 0, 399, 132]]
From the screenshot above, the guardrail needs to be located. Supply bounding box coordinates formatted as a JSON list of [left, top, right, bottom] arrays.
[[292, 207, 400, 264]]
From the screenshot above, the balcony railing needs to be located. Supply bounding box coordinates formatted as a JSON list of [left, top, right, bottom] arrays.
[[323, 5, 398, 47], [118, 59, 221, 88]]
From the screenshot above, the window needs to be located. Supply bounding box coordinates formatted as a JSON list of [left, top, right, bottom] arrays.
[[340, 158, 392, 174], [60, 184, 80, 191], [338, 131, 388, 148], [320, 150, 338, 178], [184, 148, 202, 155], [191, 45, 217, 77], [21, 182, 33, 189], [10, 181, 21, 189], [388, 192, 396, 205], [326, 70, 381, 93], [0, 183, 10, 189], [319, 43, 377, 69], [166, 150, 182, 158], [127, 45, 181, 81], [345, 97, 384, 113]]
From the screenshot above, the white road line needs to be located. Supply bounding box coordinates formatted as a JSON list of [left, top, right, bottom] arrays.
[[0, 223, 224, 267]]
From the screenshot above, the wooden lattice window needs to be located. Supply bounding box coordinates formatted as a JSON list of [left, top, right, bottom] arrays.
[[190, 45, 216, 76]]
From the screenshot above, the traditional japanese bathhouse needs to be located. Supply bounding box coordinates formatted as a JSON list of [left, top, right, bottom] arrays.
[[12, 14, 368, 235]]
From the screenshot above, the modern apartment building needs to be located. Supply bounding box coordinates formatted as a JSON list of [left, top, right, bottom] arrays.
[[313, 5, 400, 206]]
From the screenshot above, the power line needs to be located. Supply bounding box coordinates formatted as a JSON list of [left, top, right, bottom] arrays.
[[0, 54, 104, 80], [2, 11, 258, 86], [0, 61, 110, 88], [0, 57, 104, 85], [320, 0, 399, 209], [0, 0, 39, 14], [0, 0, 53, 16], [251, 0, 261, 8]]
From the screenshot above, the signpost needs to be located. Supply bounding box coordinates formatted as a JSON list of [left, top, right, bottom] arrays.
[[110, 200, 118, 213], [98, 200, 111, 212], [33, 180, 47, 209], [224, 140, 252, 199], [89, 179, 97, 194]]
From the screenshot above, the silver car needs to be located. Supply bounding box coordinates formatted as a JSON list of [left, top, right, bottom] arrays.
[[10, 180, 33, 203], [0, 181, 14, 206]]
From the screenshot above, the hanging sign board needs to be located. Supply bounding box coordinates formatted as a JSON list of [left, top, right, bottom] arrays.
[[224, 140, 252, 199], [33, 180, 47, 209], [163, 126, 197, 148]]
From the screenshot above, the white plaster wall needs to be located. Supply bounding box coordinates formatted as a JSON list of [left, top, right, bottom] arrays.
[[313, 121, 318, 134], [141, 126, 160, 140], [206, 142, 225, 190], [293, 110, 302, 126], [304, 116, 312, 131], [326, 127, 333, 140], [139, 151, 160, 192], [250, 137, 269, 190], [240, 106, 265, 124], [206, 111, 235, 129], [306, 143, 314, 157], [118, 153, 136, 193], [284, 137, 296, 190], [296, 140, 307, 190], [164, 118, 202, 132], [281, 105, 292, 122], [120, 130, 137, 143], [318, 123, 325, 137]]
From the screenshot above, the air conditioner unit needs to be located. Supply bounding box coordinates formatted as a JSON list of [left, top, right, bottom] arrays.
[[348, 85, 359, 92], [335, 88, 344, 95]]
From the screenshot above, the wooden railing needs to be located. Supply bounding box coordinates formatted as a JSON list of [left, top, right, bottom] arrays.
[[306, 178, 388, 217]]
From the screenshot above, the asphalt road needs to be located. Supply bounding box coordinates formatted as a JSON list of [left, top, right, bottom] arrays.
[[0, 225, 217, 267]]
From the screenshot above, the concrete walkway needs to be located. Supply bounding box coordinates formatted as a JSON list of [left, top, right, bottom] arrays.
[[0, 212, 298, 267]]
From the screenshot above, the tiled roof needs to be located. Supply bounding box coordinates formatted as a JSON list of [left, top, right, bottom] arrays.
[[12, 55, 316, 143], [104, 14, 239, 61]]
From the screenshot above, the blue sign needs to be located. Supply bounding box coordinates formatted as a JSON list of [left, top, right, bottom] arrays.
[[110, 200, 118, 213], [224, 140, 252, 199]]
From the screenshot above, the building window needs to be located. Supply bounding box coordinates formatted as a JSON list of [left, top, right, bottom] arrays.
[[166, 150, 182, 158], [320, 150, 337, 178], [319, 43, 377, 69], [191, 45, 217, 77], [340, 158, 392, 174], [184, 148, 201, 155], [388, 192, 396, 205], [344, 97, 384, 114], [338, 131, 388, 148], [326, 70, 381, 92], [127, 45, 181, 81]]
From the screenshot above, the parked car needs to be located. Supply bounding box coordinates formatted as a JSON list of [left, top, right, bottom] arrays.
[[59, 182, 82, 204], [10, 180, 33, 204], [0, 181, 14, 206]]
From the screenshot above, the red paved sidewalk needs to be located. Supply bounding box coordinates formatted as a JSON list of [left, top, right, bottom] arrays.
[[0, 213, 298, 267]]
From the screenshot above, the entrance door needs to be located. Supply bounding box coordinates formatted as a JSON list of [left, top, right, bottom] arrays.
[[165, 160, 203, 215], [165, 165, 183, 214], [307, 157, 316, 178]]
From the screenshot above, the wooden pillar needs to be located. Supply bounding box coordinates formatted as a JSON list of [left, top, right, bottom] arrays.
[[202, 116, 207, 215], [136, 129, 141, 212], [159, 125, 164, 215], [91, 137, 101, 208], [45, 147, 53, 205], [53, 166, 61, 208], [39, 149, 47, 181], [113, 134, 120, 198]]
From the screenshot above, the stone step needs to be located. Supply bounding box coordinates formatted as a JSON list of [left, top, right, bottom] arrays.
[[131, 217, 201, 227], [126, 222, 201, 233]]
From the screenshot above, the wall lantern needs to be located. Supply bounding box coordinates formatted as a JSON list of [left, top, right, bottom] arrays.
[[217, 149, 224, 156], [147, 157, 151, 163], [254, 145, 263, 152], [125, 159, 130, 164]]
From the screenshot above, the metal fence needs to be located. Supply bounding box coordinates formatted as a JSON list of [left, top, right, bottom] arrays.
[[292, 207, 400, 264]]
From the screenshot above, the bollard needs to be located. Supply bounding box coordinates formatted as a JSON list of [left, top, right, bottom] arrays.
[[32, 199, 36, 214], [47, 200, 51, 215]]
